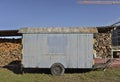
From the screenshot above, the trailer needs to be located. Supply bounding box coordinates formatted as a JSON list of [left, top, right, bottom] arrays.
[[19, 28, 96, 75]]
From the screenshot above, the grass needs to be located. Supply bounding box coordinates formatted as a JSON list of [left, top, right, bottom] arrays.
[[0, 68, 120, 82]]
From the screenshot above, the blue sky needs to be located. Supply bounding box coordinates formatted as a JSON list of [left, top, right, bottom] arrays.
[[0, 0, 120, 30]]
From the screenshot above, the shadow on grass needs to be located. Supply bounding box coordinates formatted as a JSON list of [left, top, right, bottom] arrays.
[[23, 68, 91, 74], [3, 60, 22, 74], [65, 69, 92, 74], [3, 61, 92, 74]]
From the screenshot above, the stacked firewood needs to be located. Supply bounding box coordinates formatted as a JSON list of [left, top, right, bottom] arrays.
[[0, 39, 22, 67], [94, 33, 112, 58]]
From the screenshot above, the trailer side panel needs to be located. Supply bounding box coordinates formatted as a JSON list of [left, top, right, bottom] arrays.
[[22, 33, 93, 68]]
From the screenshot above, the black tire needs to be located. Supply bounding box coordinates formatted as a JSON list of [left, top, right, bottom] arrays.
[[50, 63, 65, 76]]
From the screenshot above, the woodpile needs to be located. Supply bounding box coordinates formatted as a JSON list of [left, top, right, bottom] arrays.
[[0, 38, 22, 67], [94, 33, 112, 58]]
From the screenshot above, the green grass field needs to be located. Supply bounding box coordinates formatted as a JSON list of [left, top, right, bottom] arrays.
[[0, 68, 120, 82]]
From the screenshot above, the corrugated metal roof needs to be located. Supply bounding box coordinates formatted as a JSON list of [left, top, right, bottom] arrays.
[[0, 30, 22, 36], [19, 27, 98, 33]]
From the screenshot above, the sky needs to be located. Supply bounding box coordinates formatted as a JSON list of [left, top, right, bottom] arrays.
[[0, 0, 120, 30]]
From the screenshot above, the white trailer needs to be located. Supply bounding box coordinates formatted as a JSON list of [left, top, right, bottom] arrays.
[[19, 28, 95, 75]]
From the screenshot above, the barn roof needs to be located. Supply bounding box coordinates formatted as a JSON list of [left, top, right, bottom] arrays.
[[0, 25, 119, 36], [0, 30, 22, 36]]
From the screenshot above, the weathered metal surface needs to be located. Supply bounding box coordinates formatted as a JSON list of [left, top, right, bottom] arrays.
[[22, 33, 93, 68], [19, 27, 98, 33]]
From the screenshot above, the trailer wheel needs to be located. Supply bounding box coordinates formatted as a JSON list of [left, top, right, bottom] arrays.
[[50, 63, 65, 76]]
